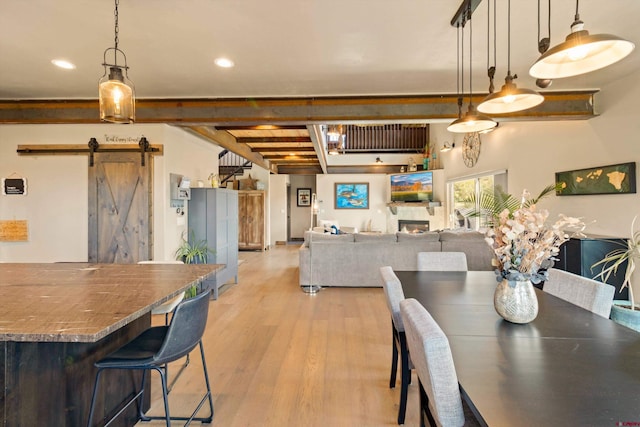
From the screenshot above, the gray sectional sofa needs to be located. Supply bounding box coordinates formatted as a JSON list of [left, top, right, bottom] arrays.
[[299, 230, 494, 288]]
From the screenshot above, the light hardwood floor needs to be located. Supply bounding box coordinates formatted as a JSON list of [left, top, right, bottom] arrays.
[[138, 245, 420, 426]]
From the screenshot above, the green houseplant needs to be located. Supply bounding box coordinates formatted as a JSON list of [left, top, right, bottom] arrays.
[[592, 216, 639, 331], [174, 230, 215, 264], [174, 230, 215, 298]]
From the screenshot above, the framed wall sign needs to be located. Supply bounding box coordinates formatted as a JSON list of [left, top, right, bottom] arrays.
[[555, 162, 636, 196], [335, 182, 369, 209], [297, 188, 311, 206], [2, 177, 27, 195]]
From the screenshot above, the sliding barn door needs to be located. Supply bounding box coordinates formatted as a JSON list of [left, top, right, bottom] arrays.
[[88, 152, 152, 263]]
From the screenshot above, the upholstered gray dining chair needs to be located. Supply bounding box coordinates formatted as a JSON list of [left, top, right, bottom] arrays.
[[543, 268, 615, 318], [417, 252, 468, 272], [379, 266, 410, 425], [400, 298, 479, 427]]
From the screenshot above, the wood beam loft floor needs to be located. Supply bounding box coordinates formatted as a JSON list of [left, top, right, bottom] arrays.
[[137, 245, 420, 426]]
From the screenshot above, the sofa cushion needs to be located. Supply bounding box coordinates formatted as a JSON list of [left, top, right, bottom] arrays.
[[438, 230, 485, 241], [354, 233, 398, 243], [311, 233, 355, 242], [396, 231, 440, 242]]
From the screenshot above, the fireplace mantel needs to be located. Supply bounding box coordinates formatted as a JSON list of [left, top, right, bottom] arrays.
[[386, 201, 440, 216]]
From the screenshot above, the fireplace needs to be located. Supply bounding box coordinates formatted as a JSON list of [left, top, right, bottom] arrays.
[[398, 220, 430, 233]]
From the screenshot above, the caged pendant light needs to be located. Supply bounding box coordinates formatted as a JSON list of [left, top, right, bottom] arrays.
[[478, 0, 544, 114], [448, 4, 497, 134], [529, 0, 635, 79], [99, 0, 135, 123]]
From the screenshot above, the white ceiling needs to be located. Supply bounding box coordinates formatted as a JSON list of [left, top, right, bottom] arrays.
[[1, 0, 639, 101]]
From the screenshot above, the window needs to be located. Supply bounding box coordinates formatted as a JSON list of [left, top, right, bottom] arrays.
[[447, 170, 507, 230]]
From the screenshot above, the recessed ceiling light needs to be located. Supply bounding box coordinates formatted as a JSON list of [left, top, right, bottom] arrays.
[[51, 59, 76, 70], [214, 57, 234, 68]]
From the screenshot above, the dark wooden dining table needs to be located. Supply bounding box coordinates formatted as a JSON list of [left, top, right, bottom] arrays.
[[396, 270, 640, 427]]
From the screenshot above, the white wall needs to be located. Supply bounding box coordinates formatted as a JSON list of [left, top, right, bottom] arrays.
[[290, 175, 316, 238], [431, 69, 640, 299], [0, 124, 220, 262], [269, 174, 288, 245], [316, 174, 389, 232]]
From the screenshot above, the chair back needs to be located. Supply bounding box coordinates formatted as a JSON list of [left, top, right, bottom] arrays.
[[544, 268, 615, 318], [417, 252, 468, 271], [154, 290, 211, 364], [379, 266, 406, 332], [400, 298, 465, 427]]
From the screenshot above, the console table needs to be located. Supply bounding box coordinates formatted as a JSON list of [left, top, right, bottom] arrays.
[[0, 262, 221, 427]]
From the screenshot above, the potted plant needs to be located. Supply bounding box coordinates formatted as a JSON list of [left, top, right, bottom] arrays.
[[174, 230, 215, 298], [592, 216, 640, 332]]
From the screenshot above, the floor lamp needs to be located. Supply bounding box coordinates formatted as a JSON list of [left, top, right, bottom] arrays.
[[303, 193, 321, 294]]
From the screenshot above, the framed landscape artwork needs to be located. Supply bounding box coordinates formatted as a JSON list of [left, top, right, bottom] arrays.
[[297, 188, 311, 206], [335, 183, 369, 209], [555, 162, 636, 196]]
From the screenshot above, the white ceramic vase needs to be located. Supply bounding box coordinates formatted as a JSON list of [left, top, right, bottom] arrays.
[[494, 279, 539, 324]]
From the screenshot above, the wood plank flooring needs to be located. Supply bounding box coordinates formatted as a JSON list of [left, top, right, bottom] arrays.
[[137, 245, 420, 426]]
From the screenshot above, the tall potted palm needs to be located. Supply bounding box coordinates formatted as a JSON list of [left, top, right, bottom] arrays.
[[592, 216, 640, 332]]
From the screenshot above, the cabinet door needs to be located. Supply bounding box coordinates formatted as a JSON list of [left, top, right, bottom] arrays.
[[238, 191, 265, 250]]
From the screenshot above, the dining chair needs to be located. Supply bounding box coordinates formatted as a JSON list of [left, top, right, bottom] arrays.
[[543, 268, 615, 318], [138, 260, 189, 392], [379, 266, 410, 425], [86, 290, 214, 427], [417, 252, 468, 271], [400, 298, 479, 427]]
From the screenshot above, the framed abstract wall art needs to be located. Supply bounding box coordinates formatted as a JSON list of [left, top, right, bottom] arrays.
[[555, 162, 636, 196], [335, 183, 369, 209]]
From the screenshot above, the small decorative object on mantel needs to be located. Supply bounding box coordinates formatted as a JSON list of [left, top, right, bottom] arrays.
[[483, 187, 586, 323]]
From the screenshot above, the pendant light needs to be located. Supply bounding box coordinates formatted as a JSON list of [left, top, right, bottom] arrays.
[[529, 0, 635, 79], [326, 124, 345, 155], [99, 0, 135, 123], [478, 0, 544, 114], [448, 5, 496, 134]]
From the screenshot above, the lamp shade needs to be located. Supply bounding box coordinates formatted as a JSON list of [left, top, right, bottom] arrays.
[[529, 22, 635, 79], [99, 66, 135, 123], [478, 75, 544, 114], [447, 105, 497, 133]]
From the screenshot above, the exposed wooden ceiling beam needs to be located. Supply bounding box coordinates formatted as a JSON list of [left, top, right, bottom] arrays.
[[250, 146, 315, 153], [236, 137, 312, 143], [0, 92, 597, 125], [181, 125, 276, 173]]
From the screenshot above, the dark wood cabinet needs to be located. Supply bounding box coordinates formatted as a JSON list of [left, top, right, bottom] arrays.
[[555, 235, 629, 300], [238, 190, 266, 251]]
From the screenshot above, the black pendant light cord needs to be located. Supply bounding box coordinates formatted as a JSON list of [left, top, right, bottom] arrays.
[[507, 0, 511, 75], [468, 4, 473, 107], [575, 0, 580, 22]]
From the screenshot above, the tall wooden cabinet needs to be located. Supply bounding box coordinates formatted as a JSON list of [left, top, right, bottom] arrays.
[[238, 190, 266, 251], [188, 188, 239, 298]]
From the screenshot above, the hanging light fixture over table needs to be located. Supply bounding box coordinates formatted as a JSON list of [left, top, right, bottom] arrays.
[[478, 0, 544, 114], [448, 4, 497, 134], [529, 0, 635, 79], [99, 0, 135, 123]]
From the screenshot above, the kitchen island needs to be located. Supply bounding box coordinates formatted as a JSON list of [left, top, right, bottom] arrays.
[[0, 262, 222, 427]]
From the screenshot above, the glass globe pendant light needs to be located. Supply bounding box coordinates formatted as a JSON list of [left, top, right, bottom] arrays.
[[99, 0, 135, 123]]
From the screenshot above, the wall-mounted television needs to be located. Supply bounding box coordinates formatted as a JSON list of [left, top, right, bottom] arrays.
[[390, 170, 433, 202]]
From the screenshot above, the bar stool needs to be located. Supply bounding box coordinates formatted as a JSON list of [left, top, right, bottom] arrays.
[[86, 290, 214, 427], [138, 260, 191, 392]]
